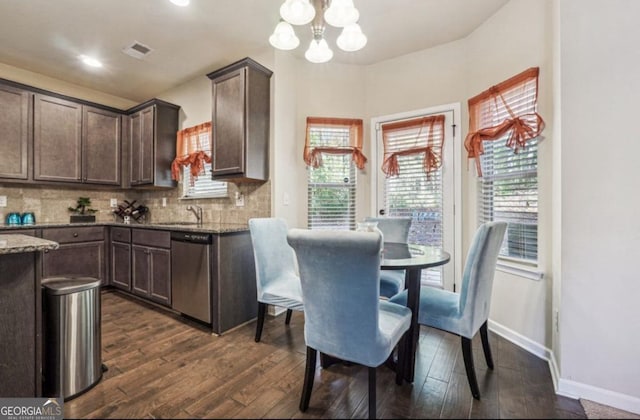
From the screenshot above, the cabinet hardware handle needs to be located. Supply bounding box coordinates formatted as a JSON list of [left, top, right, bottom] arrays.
[[73, 233, 78, 237]]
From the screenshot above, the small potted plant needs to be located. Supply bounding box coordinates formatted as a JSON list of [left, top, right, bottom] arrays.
[[68, 197, 98, 223]]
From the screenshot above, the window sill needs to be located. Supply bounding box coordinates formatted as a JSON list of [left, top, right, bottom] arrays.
[[496, 259, 544, 281]]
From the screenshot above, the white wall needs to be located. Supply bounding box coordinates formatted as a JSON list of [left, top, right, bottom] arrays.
[[556, 0, 640, 411], [464, 0, 554, 352]]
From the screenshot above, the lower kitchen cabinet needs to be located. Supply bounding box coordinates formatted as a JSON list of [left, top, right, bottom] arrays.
[[111, 241, 131, 290], [131, 229, 171, 306], [41, 226, 106, 282]]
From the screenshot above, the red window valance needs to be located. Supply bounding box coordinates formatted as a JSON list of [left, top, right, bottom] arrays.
[[465, 67, 545, 176], [304, 117, 367, 170], [171, 122, 212, 182], [381, 115, 445, 177]]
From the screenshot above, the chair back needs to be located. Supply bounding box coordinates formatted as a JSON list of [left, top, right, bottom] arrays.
[[364, 216, 412, 243], [248, 218, 298, 300], [458, 221, 507, 337], [287, 229, 382, 362]]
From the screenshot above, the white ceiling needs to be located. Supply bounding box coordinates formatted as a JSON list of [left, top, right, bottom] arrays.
[[0, 0, 508, 103]]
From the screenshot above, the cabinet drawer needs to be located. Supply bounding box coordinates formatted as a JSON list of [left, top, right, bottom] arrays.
[[111, 227, 131, 243], [132, 229, 170, 248], [43, 226, 105, 243]]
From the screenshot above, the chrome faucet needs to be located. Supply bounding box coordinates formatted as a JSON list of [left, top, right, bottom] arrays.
[[186, 204, 203, 225]]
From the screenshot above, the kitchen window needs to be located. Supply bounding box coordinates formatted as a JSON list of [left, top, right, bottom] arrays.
[[172, 122, 228, 199], [305, 118, 364, 230]]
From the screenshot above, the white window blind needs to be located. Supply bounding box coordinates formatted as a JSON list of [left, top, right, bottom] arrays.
[[477, 83, 539, 262], [181, 129, 227, 199], [307, 125, 356, 230], [383, 119, 445, 284]]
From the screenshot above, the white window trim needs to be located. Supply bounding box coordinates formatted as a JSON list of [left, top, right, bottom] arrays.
[[496, 257, 544, 281], [370, 103, 462, 291]]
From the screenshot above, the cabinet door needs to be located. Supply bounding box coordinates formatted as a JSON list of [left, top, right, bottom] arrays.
[[42, 241, 105, 281], [140, 106, 155, 184], [131, 245, 150, 297], [111, 242, 131, 290], [129, 111, 142, 185], [34, 94, 82, 182], [212, 68, 246, 176], [0, 84, 31, 180], [83, 106, 121, 185], [149, 247, 171, 306]]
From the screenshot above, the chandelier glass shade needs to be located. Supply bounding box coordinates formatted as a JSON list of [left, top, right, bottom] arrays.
[[270, 0, 366, 63]]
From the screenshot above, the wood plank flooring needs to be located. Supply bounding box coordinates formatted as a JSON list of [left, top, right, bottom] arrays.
[[64, 290, 586, 419]]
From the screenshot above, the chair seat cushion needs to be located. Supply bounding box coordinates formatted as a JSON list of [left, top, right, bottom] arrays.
[[389, 287, 464, 336], [379, 270, 405, 298], [260, 273, 304, 311]]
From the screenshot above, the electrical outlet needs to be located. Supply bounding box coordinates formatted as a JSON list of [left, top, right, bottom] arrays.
[[0, 195, 6, 207], [110, 198, 118, 208], [554, 309, 559, 333], [162, 197, 167, 207], [283, 192, 290, 206], [235, 192, 245, 207]]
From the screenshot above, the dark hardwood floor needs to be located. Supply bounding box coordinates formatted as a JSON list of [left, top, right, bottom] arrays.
[[64, 290, 586, 419]]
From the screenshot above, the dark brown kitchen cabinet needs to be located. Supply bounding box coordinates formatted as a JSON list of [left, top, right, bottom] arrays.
[[33, 94, 122, 185], [131, 229, 171, 306], [34, 94, 82, 183], [207, 57, 272, 182], [110, 227, 131, 290], [83, 106, 121, 185], [128, 99, 179, 188], [41, 226, 106, 282], [0, 82, 31, 180]]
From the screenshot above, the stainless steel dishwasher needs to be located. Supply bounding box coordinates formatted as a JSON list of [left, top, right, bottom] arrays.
[[171, 231, 212, 324]]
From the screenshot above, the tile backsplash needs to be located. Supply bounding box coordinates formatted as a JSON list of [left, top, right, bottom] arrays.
[[0, 181, 271, 225]]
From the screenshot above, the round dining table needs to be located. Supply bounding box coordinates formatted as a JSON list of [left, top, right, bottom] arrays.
[[381, 242, 451, 383]]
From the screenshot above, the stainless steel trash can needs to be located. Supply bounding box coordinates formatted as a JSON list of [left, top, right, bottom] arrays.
[[42, 277, 102, 400]]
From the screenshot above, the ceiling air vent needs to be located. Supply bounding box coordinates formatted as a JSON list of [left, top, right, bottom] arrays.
[[122, 41, 154, 59]]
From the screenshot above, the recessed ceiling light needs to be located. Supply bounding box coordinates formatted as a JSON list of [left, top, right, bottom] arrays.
[[169, 0, 189, 6], [80, 55, 103, 68]]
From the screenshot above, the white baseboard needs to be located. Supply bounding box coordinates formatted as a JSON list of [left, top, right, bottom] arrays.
[[487, 319, 640, 415], [267, 305, 286, 316]]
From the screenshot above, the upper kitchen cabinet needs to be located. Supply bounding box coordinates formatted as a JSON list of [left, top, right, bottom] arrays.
[[33, 94, 82, 183], [33, 93, 122, 185], [82, 106, 121, 185], [127, 99, 179, 188], [0, 82, 31, 181], [207, 57, 272, 182]]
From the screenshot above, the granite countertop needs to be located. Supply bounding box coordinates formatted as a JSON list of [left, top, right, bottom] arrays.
[[0, 234, 59, 255], [0, 221, 249, 234]]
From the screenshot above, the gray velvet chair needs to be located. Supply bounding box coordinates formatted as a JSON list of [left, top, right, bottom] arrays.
[[364, 216, 412, 298], [248, 218, 304, 342], [287, 229, 411, 419], [390, 221, 507, 399]]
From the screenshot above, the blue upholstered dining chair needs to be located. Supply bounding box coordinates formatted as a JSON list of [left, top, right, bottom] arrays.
[[364, 216, 412, 298], [287, 229, 411, 419], [390, 221, 507, 399], [248, 218, 304, 342]]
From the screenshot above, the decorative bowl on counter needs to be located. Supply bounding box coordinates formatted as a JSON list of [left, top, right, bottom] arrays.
[[5, 212, 21, 225], [21, 212, 35, 225]]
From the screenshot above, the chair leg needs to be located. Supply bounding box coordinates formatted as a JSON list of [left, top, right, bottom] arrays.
[[255, 302, 266, 342], [300, 347, 317, 412], [395, 333, 406, 386], [480, 321, 494, 369], [461, 336, 481, 399], [285, 308, 293, 325], [368, 367, 376, 420]]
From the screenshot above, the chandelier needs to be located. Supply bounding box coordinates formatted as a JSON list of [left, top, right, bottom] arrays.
[[269, 0, 367, 64]]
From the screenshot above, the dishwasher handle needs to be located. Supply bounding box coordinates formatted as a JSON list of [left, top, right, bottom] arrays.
[[170, 231, 213, 244]]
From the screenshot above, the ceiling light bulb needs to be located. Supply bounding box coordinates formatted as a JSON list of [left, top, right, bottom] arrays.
[[280, 0, 315, 25], [80, 55, 103, 68], [324, 0, 359, 27], [336, 23, 367, 52], [269, 21, 300, 50], [169, 0, 190, 6], [305, 38, 333, 63]]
